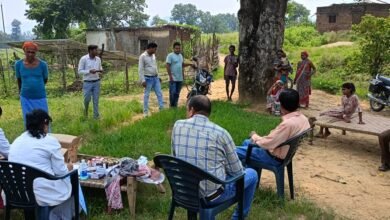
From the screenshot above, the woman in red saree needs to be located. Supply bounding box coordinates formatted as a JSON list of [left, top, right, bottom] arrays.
[[294, 51, 316, 108]]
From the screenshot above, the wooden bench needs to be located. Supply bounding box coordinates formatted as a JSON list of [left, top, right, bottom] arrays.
[[77, 154, 166, 219], [309, 114, 390, 165]]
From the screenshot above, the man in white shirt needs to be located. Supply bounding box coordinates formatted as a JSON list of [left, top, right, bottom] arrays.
[[78, 45, 103, 119], [139, 42, 164, 117], [0, 106, 9, 158]]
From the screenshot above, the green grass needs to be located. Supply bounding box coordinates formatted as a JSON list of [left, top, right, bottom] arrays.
[[80, 102, 280, 158], [1, 98, 338, 219], [0, 50, 173, 98], [204, 32, 239, 55], [0, 95, 143, 142], [78, 101, 336, 219]]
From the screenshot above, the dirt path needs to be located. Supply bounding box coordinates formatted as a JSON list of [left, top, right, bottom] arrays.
[[320, 41, 354, 48], [107, 63, 390, 219]]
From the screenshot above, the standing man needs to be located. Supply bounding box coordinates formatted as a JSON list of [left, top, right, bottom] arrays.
[[224, 45, 239, 101], [171, 95, 257, 220], [139, 42, 164, 117], [16, 41, 50, 125], [166, 42, 189, 107], [78, 45, 103, 119]]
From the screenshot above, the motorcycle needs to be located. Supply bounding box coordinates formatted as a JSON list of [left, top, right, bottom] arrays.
[[187, 57, 213, 100], [368, 74, 390, 112]]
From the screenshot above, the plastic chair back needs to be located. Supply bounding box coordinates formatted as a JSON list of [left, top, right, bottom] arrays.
[[280, 128, 312, 167], [154, 155, 223, 211]]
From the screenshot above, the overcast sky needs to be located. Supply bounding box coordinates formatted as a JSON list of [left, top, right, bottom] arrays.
[[2, 0, 356, 34]]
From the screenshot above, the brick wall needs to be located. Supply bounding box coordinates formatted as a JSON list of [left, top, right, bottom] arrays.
[[316, 3, 390, 33]]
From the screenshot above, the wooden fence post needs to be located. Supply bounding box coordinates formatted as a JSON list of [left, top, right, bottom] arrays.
[[124, 52, 129, 93], [60, 45, 67, 91], [0, 58, 7, 95]]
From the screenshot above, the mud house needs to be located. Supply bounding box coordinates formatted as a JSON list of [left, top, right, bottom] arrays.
[[86, 25, 195, 60], [316, 3, 390, 33]]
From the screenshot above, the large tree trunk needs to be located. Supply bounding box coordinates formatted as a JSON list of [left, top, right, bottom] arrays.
[[238, 0, 288, 103]]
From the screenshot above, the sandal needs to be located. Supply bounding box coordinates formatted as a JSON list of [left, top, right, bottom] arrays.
[[378, 164, 390, 172]]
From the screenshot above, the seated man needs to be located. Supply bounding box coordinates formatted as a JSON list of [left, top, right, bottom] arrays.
[[171, 95, 257, 220], [0, 106, 10, 158], [236, 89, 310, 167]]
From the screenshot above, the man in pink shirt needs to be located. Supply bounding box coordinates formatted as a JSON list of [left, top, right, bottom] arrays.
[[236, 89, 310, 166]]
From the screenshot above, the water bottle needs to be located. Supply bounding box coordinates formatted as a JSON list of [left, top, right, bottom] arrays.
[[79, 159, 89, 180]]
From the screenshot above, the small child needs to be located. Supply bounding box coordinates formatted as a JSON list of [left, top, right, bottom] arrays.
[[266, 80, 284, 115], [274, 52, 292, 84], [316, 82, 364, 138]]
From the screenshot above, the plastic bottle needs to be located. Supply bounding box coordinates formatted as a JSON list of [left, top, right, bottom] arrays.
[[79, 159, 89, 180]]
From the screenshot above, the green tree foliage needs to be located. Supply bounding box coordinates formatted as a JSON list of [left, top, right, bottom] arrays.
[[353, 15, 390, 76], [216, 13, 238, 32], [69, 23, 87, 43], [89, 0, 149, 28], [171, 3, 200, 25], [286, 1, 310, 26], [199, 13, 238, 33], [171, 4, 238, 33], [11, 19, 22, 41], [150, 15, 168, 26], [199, 12, 225, 33], [26, 0, 102, 39], [0, 32, 11, 47]]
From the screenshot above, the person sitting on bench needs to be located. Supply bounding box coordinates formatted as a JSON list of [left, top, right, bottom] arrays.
[[316, 82, 364, 138]]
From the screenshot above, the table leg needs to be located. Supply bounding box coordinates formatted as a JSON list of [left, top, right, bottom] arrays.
[[308, 117, 316, 145], [155, 183, 166, 193], [379, 134, 390, 166], [127, 176, 137, 219]]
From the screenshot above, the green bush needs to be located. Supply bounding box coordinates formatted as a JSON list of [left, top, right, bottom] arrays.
[[318, 53, 346, 71], [353, 15, 390, 76], [284, 25, 327, 49]]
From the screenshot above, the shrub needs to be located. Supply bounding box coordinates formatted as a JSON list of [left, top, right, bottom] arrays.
[[353, 15, 390, 76], [284, 25, 327, 49], [318, 53, 346, 71]]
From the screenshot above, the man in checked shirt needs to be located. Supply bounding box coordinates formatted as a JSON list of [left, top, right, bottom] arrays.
[[171, 95, 257, 220]]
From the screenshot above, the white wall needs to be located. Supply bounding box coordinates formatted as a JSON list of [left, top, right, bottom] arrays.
[[86, 31, 109, 50]]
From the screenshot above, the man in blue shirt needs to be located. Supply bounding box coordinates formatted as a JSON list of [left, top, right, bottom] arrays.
[[166, 42, 190, 107]]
